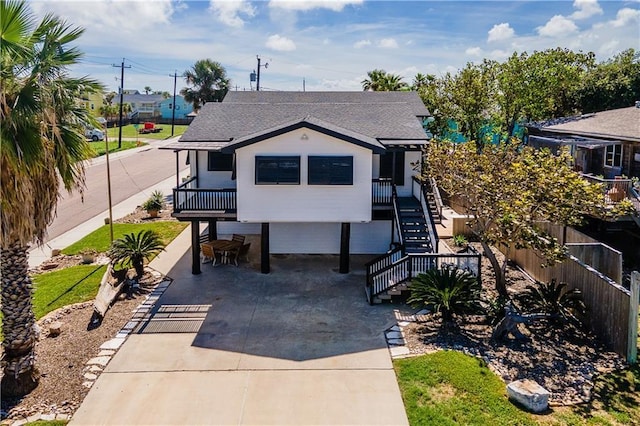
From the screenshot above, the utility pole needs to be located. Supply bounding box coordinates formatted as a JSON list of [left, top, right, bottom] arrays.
[[112, 59, 130, 149], [169, 71, 178, 137], [256, 55, 268, 91]]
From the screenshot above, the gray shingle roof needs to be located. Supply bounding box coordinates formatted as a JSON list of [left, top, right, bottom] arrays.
[[532, 106, 640, 142], [179, 91, 430, 147]]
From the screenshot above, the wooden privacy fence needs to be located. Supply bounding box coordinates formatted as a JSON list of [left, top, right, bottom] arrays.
[[502, 243, 638, 363]]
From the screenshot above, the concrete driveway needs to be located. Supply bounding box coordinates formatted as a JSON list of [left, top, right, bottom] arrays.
[[71, 238, 410, 425]]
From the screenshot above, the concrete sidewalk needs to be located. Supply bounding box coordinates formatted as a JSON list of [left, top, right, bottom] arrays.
[[70, 236, 411, 425]]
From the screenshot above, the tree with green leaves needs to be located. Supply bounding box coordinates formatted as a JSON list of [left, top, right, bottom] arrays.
[[108, 230, 165, 278], [426, 139, 633, 298], [144, 86, 152, 94], [361, 69, 408, 91], [181, 59, 230, 111], [577, 48, 640, 113], [1, 0, 103, 396]]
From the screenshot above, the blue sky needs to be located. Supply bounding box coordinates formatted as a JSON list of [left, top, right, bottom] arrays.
[[29, 0, 640, 94]]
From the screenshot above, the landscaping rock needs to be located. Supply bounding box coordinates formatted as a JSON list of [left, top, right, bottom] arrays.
[[507, 379, 550, 413], [48, 321, 63, 337]]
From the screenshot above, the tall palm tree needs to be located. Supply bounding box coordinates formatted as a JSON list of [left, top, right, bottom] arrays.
[[181, 59, 230, 111], [1, 0, 102, 397], [361, 69, 408, 91], [144, 85, 152, 94]]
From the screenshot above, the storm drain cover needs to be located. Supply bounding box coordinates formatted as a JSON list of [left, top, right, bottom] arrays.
[[135, 304, 211, 334]]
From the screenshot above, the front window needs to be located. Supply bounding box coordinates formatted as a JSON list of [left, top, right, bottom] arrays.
[[255, 156, 300, 184], [604, 144, 623, 168], [208, 152, 233, 171], [308, 156, 353, 185]]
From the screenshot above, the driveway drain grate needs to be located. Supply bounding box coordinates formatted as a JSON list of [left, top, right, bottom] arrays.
[[135, 304, 211, 334]]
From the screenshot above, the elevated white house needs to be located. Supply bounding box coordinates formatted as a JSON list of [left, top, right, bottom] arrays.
[[163, 91, 480, 302]]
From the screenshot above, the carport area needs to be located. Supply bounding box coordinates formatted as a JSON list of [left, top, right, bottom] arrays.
[[71, 246, 411, 425]]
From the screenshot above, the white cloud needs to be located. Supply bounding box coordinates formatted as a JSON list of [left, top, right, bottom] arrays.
[[570, 0, 603, 20], [266, 34, 296, 51], [209, 0, 255, 28], [611, 8, 640, 27], [354, 39, 372, 48], [465, 46, 483, 56], [537, 15, 579, 37], [30, 0, 175, 31], [378, 38, 399, 48], [489, 49, 510, 61], [269, 0, 363, 12], [487, 23, 515, 42]]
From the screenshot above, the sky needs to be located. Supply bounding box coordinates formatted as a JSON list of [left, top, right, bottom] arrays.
[[28, 0, 640, 94]]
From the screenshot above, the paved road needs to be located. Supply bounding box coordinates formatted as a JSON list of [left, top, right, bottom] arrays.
[[46, 138, 187, 241]]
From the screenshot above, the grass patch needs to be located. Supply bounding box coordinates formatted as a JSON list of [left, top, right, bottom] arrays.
[[25, 421, 68, 426], [61, 222, 188, 255], [395, 351, 537, 426], [106, 124, 188, 140], [89, 140, 144, 157], [32, 264, 106, 320]]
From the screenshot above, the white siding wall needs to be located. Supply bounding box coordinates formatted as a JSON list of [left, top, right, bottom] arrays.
[[269, 221, 391, 254], [235, 128, 372, 222], [193, 151, 236, 188]]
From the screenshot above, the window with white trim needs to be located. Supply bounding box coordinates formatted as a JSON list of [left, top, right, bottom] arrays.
[[604, 144, 623, 168]]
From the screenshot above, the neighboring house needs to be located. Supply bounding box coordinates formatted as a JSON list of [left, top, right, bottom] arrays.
[[79, 90, 104, 118], [121, 90, 165, 119], [162, 91, 478, 301], [159, 95, 193, 119], [527, 105, 640, 228]]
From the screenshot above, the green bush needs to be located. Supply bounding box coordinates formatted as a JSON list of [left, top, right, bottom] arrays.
[[452, 234, 468, 247], [517, 279, 588, 329], [108, 230, 165, 278], [142, 190, 164, 212], [408, 268, 482, 323]]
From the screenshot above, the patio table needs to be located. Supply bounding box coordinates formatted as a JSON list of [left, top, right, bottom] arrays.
[[206, 240, 242, 265]]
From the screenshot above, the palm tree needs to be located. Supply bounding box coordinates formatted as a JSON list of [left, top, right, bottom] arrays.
[[181, 59, 230, 111], [108, 230, 165, 278], [361, 69, 408, 91], [144, 86, 152, 94], [1, 0, 102, 397]]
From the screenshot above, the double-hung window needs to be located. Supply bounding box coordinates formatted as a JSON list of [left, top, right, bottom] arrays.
[[604, 144, 623, 168], [308, 156, 354, 185], [255, 156, 300, 184]]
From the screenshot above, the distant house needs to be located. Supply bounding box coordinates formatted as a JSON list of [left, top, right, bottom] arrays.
[[79, 90, 104, 118], [527, 105, 640, 228], [527, 105, 640, 178], [159, 95, 193, 119], [121, 90, 165, 119]]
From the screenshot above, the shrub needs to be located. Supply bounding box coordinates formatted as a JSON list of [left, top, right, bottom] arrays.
[[107, 230, 165, 278], [408, 267, 482, 323], [142, 190, 164, 213], [452, 234, 468, 247], [517, 279, 588, 329]]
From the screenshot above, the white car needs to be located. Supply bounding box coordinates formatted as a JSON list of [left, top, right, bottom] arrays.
[[85, 128, 104, 141]]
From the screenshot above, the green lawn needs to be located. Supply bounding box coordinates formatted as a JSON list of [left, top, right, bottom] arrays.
[[395, 351, 537, 426], [395, 351, 640, 426], [61, 222, 188, 255], [106, 124, 188, 140], [89, 140, 143, 157], [32, 264, 106, 320]]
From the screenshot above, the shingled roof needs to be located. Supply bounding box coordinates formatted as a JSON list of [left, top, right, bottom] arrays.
[[529, 106, 640, 143], [175, 91, 430, 149]]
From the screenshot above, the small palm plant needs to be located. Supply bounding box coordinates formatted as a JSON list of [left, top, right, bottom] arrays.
[[408, 267, 482, 324], [142, 190, 164, 218], [517, 279, 588, 329], [107, 230, 165, 278]]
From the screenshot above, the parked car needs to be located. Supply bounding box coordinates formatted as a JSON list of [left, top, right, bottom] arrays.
[[85, 127, 104, 141]]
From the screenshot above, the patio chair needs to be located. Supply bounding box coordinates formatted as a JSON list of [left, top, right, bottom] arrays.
[[238, 243, 251, 263], [231, 234, 246, 244], [201, 243, 223, 267]]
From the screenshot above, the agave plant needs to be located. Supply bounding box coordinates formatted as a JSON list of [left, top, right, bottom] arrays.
[[108, 230, 165, 278], [408, 267, 482, 323], [517, 279, 588, 329]]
